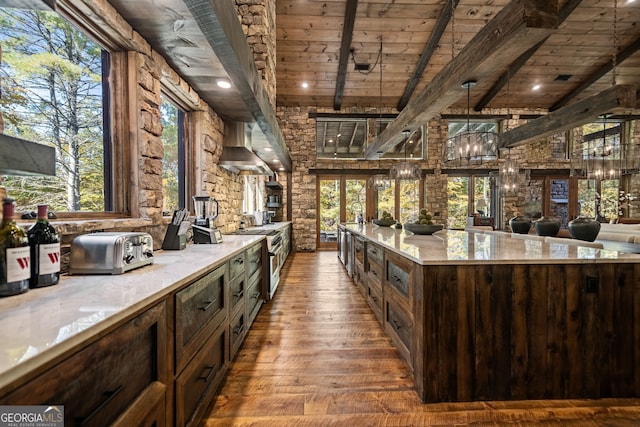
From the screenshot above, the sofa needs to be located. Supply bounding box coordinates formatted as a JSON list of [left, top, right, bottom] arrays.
[[595, 223, 640, 253]]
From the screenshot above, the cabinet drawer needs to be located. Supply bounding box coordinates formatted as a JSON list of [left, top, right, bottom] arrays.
[[246, 243, 263, 279], [385, 251, 414, 306], [385, 297, 413, 368], [367, 281, 383, 323], [1, 303, 168, 427], [367, 257, 383, 287], [367, 242, 383, 265], [175, 323, 227, 427], [175, 264, 227, 371], [230, 310, 247, 360], [229, 251, 246, 281], [246, 277, 263, 325], [229, 273, 246, 316]]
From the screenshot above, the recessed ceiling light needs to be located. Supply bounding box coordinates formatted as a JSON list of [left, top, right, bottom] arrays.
[[301, 82, 309, 88], [279, 167, 285, 171], [264, 147, 272, 152], [532, 84, 542, 91], [216, 78, 232, 89]]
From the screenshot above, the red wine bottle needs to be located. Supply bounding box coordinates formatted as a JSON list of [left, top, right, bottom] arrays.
[[0, 198, 30, 296], [28, 204, 60, 288]]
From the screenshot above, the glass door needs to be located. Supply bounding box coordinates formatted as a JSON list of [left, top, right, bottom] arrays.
[[318, 178, 340, 249]]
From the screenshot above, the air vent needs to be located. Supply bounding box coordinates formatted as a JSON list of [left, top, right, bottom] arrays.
[[354, 63, 371, 71], [555, 74, 572, 81]]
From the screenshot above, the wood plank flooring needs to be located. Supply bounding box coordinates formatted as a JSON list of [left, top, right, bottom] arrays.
[[199, 251, 640, 426]]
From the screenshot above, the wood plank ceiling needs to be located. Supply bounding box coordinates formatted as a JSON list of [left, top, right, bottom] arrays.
[[275, 0, 640, 157]]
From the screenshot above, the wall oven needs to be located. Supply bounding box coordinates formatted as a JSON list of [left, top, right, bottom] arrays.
[[227, 228, 283, 299]]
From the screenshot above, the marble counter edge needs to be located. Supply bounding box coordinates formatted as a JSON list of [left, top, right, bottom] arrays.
[[0, 235, 266, 393], [341, 223, 640, 265]]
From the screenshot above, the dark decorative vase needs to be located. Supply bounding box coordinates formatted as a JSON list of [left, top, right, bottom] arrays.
[[534, 216, 561, 237], [509, 215, 532, 234], [568, 216, 601, 242]]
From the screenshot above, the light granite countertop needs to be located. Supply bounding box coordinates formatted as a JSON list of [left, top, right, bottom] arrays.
[[343, 223, 640, 265], [0, 234, 265, 391]]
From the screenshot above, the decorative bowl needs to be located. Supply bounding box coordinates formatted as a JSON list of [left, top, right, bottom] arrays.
[[404, 223, 444, 235], [373, 219, 396, 227]]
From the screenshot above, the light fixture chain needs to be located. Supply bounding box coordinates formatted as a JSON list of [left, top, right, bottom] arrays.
[[612, 0, 618, 86], [450, 0, 456, 60]]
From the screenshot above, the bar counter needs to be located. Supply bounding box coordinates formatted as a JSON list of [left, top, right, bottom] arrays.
[[339, 223, 640, 403]]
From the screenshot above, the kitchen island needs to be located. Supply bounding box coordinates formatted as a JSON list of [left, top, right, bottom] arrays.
[[339, 223, 640, 403], [0, 234, 269, 426]]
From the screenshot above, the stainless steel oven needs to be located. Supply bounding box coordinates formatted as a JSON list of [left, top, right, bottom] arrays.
[[227, 228, 283, 299]]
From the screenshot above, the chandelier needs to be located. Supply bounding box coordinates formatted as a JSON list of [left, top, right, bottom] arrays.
[[389, 130, 422, 180], [499, 159, 519, 195], [444, 80, 498, 166], [570, 116, 635, 181]]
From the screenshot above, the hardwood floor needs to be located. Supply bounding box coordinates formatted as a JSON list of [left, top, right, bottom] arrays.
[[199, 251, 640, 426]]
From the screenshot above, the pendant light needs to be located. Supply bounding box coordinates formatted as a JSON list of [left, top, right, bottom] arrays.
[[368, 38, 391, 190], [444, 80, 498, 166], [389, 130, 422, 180], [499, 72, 519, 195]]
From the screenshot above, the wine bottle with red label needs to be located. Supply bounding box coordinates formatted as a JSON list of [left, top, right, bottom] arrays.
[[28, 204, 60, 288], [0, 198, 30, 296]]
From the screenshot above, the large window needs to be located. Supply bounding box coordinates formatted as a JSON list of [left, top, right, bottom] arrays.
[[447, 177, 469, 229], [161, 96, 186, 213], [0, 6, 107, 212]]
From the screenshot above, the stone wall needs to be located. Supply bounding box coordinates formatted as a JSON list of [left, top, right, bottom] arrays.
[[275, 105, 636, 251], [236, 0, 277, 110]]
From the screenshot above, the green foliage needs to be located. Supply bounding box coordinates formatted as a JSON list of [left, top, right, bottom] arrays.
[[161, 99, 179, 212], [0, 8, 104, 212]]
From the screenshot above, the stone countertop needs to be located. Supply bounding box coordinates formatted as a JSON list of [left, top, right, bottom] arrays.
[[225, 221, 291, 234], [0, 234, 264, 391], [342, 223, 640, 265]]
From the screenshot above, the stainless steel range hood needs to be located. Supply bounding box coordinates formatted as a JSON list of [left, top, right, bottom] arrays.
[[219, 121, 273, 176]]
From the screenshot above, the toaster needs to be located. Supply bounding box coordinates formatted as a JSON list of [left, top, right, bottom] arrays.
[[69, 232, 154, 275]]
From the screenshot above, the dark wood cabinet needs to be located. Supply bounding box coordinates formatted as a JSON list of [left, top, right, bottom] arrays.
[[0, 302, 169, 427], [175, 264, 227, 372]]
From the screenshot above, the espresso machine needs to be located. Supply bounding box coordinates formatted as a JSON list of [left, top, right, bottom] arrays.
[[192, 195, 223, 244]]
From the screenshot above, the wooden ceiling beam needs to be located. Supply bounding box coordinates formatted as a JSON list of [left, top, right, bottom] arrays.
[[397, 0, 459, 111], [365, 0, 559, 159], [333, 0, 358, 111], [550, 36, 640, 111], [498, 84, 638, 149], [473, 0, 582, 111], [183, 0, 292, 171]]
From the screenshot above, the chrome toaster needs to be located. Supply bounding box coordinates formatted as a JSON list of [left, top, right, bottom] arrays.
[[69, 232, 154, 275]]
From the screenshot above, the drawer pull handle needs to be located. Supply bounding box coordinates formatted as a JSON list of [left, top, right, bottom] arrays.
[[199, 364, 218, 382], [199, 299, 217, 311], [392, 319, 402, 330], [252, 292, 261, 299], [234, 258, 244, 264], [371, 295, 378, 302], [233, 291, 244, 298], [393, 275, 401, 283], [78, 384, 123, 425], [233, 324, 245, 335]]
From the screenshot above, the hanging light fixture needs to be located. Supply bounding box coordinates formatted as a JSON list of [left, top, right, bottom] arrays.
[[570, 0, 635, 183], [444, 80, 498, 166], [499, 74, 519, 196], [389, 129, 422, 180], [368, 38, 391, 191]]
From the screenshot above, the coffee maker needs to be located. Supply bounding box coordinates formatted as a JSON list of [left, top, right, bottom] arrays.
[[192, 196, 223, 244]]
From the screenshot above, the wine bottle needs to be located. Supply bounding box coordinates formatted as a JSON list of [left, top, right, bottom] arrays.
[[0, 198, 30, 296], [28, 204, 60, 288]]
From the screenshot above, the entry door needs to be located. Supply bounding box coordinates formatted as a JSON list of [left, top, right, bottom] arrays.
[[318, 178, 341, 249], [317, 177, 367, 250]]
